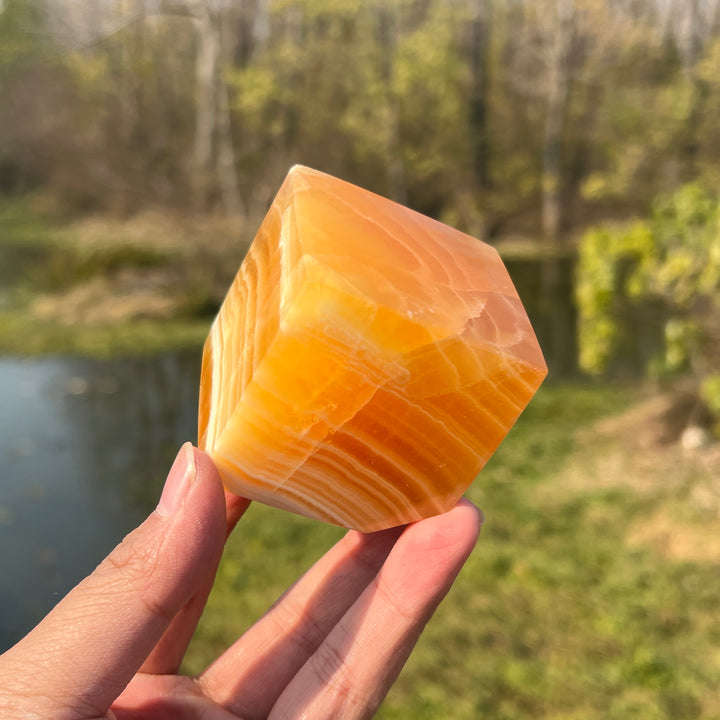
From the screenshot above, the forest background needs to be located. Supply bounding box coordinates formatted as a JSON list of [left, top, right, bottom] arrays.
[[3, 1, 720, 718], [3, 0, 720, 383]]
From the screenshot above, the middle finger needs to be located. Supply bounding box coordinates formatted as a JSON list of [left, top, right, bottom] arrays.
[[197, 524, 403, 719]]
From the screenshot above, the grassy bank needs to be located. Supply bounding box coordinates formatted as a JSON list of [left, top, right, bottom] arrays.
[[0, 197, 248, 356], [184, 382, 720, 719]]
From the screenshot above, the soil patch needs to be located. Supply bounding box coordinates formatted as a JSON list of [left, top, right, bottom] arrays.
[[549, 386, 720, 562]]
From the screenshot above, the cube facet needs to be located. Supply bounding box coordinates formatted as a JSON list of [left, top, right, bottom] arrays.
[[199, 166, 547, 532]]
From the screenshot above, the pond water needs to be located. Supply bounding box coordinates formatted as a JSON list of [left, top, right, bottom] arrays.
[[0, 351, 201, 652]]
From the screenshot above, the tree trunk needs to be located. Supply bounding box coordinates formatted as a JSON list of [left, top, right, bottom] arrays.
[[468, 0, 491, 192], [193, 4, 217, 209], [541, 0, 572, 243], [253, 0, 271, 53], [192, 2, 242, 215], [540, 0, 575, 375], [376, 6, 407, 204], [215, 60, 244, 217]]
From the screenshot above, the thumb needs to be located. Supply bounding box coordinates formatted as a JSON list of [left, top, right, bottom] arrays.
[[0, 443, 227, 720]]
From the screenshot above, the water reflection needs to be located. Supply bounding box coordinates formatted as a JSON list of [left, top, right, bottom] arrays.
[[0, 352, 201, 651]]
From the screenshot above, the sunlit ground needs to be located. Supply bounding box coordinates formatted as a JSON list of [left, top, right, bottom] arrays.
[[180, 382, 720, 719]]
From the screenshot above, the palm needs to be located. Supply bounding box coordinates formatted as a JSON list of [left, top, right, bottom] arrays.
[[114, 492, 479, 720]]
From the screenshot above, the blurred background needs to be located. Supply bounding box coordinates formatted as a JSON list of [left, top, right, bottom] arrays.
[[2, 0, 720, 717]]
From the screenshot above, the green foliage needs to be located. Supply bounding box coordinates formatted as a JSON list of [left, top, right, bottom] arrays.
[[4, 0, 720, 230], [0, 312, 209, 357], [392, 3, 470, 181], [0, 198, 235, 357], [700, 374, 720, 417], [0, 0, 47, 67], [577, 183, 720, 382]]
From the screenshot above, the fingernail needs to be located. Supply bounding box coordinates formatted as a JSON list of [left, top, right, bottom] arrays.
[[157, 442, 197, 517]]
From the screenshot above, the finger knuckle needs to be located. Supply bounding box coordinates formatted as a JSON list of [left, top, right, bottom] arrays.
[[373, 575, 416, 622], [99, 536, 176, 623]]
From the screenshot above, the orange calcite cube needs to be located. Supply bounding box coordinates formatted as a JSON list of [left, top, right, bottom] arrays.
[[199, 166, 547, 532]]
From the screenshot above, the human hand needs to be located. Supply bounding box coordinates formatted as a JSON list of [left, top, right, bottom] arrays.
[[0, 443, 481, 720]]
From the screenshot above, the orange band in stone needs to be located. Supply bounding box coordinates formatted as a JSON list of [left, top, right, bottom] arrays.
[[199, 165, 547, 532]]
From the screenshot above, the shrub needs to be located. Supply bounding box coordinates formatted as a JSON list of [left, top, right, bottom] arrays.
[[577, 183, 720, 406]]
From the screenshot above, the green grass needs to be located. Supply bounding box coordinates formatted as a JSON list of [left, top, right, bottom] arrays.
[[0, 310, 209, 357], [184, 383, 720, 719], [0, 197, 215, 356]]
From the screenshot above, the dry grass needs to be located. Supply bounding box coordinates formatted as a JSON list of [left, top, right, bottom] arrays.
[[0, 199, 253, 354], [537, 387, 720, 564]]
